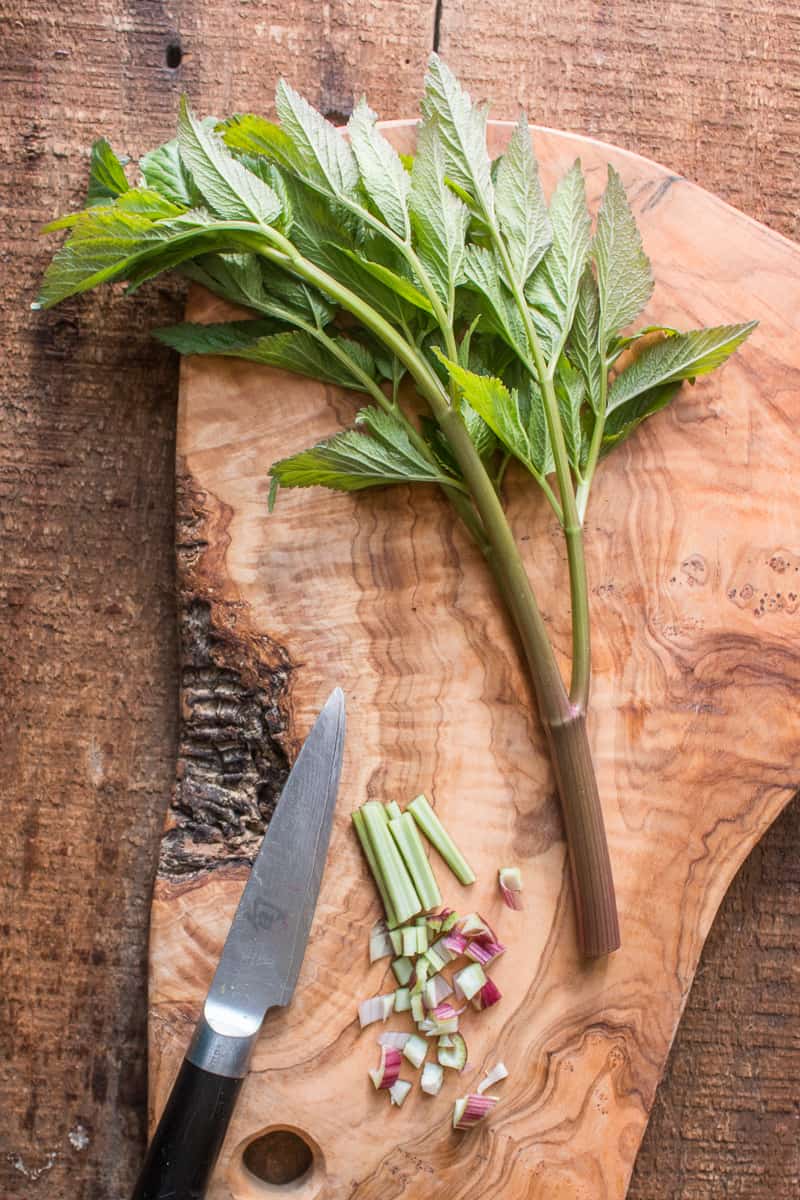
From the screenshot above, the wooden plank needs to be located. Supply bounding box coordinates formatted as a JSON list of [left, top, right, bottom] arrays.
[[153, 120, 800, 1199], [436, 6, 800, 1192], [0, 6, 436, 1198], [1, 3, 798, 1197]]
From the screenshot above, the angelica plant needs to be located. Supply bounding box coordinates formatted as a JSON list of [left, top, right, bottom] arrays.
[[35, 55, 755, 957]]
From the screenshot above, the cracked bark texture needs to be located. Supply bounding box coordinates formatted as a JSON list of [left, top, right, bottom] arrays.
[[1, 3, 797, 1199]]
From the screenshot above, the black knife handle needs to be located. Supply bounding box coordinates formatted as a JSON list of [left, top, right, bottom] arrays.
[[131, 1058, 244, 1200]]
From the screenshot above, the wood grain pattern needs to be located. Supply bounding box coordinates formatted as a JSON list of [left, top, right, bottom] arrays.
[[151, 122, 800, 1199], [3, 4, 799, 1197]]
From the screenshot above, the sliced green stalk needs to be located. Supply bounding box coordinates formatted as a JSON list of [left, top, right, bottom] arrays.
[[389, 929, 404, 956], [394, 987, 411, 1013], [407, 795, 476, 886], [403, 1034, 428, 1070], [360, 801, 421, 925], [389, 811, 443, 911], [410, 993, 425, 1022], [392, 956, 414, 986], [401, 926, 418, 958], [352, 809, 398, 928], [385, 800, 402, 820]]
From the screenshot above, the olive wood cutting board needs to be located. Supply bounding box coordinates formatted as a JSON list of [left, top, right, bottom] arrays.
[[148, 120, 800, 1200]]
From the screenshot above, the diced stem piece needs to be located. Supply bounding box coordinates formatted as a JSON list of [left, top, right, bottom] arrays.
[[392, 956, 414, 986], [408, 795, 476, 886]]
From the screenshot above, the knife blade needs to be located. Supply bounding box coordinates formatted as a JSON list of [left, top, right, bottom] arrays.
[[131, 687, 346, 1200]]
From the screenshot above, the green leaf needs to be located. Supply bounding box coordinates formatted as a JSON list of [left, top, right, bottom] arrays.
[[608, 322, 757, 412], [179, 252, 330, 325], [607, 324, 680, 365], [525, 161, 591, 361], [35, 201, 251, 308], [275, 80, 359, 198], [140, 138, 202, 208], [219, 113, 300, 171], [154, 318, 283, 355], [461, 246, 527, 357], [435, 353, 546, 480], [347, 98, 410, 239], [421, 53, 494, 217], [86, 139, 130, 205], [569, 268, 603, 413], [593, 165, 653, 346], [554, 357, 585, 471], [601, 382, 680, 454], [270, 405, 450, 495], [519, 377, 554, 476], [177, 97, 282, 225], [409, 120, 469, 308], [494, 118, 551, 286], [336, 246, 434, 314], [178, 327, 378, 390]]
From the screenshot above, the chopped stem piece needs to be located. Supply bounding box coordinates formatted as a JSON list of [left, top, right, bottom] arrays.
[[394, 987, 411, 1013], [385, 801, 402, 820], [392, 956, 414, 986], [421, 1061, 444, 1096], [438, 1033, 467, 1071], [389, 1079, 412, 1107], [403, 1034, 428, 1069], [498, 866, 523, 910], [408, 795, 476, 886], [358, 993, 395, 1029], [453, 963, 486, 1002]]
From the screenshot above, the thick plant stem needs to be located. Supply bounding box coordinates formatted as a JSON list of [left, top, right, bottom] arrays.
[[257, 234, 620, 957], [546, 712, 620, 957]]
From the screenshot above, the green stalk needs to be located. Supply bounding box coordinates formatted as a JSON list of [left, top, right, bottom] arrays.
[[258, 230, 618, 956], [575, 363, 608, 521], [360, 801, 421, 925], [407, 795, 476, 887], [389, 812, 443, 911], [352, 808, 398, 928]]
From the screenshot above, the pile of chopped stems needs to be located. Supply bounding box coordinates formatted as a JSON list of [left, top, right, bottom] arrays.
[[356, 795, 510, 1126]]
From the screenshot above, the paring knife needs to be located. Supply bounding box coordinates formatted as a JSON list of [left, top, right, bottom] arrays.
[[131, 688, 346, 1200]]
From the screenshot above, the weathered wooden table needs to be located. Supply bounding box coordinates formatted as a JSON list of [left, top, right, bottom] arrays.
[[2, 4, 798, 1198]]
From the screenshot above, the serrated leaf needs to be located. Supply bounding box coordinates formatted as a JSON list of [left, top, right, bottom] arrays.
[[409, 120, 469, 308], [569, 268, 603, 413], [608, 322, 757, 412], [435, 353, 546, 481], [86, 139, 129, 205], [421, 53, 494, 217], [593, 165, 653, 346], [219, 113, 300, 171], [347, 98, 410, 239], [601, 382, 680, 455], [159, 322, 378, 391], [462, 245, 528, 357], [525, 161, 591, 362], [270, 405, 449, 495], [335, 246, 434, 314], [140, 138, 202, 208], [275, 79, 359, 198], [516, 376, 554, 476], [154, 318, 284, 355], [177, 97, 282, 225], [35, 201, 254, 308], [607, 324, 679, 365], [554, 357, 585, 471], [495, 117, 551, 286]]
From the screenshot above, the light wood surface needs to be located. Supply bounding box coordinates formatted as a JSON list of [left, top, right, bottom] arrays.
[[149, 122, 800, 1199]]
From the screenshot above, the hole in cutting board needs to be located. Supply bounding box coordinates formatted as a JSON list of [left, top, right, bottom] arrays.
[[243, 1128, 313, 1186]]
